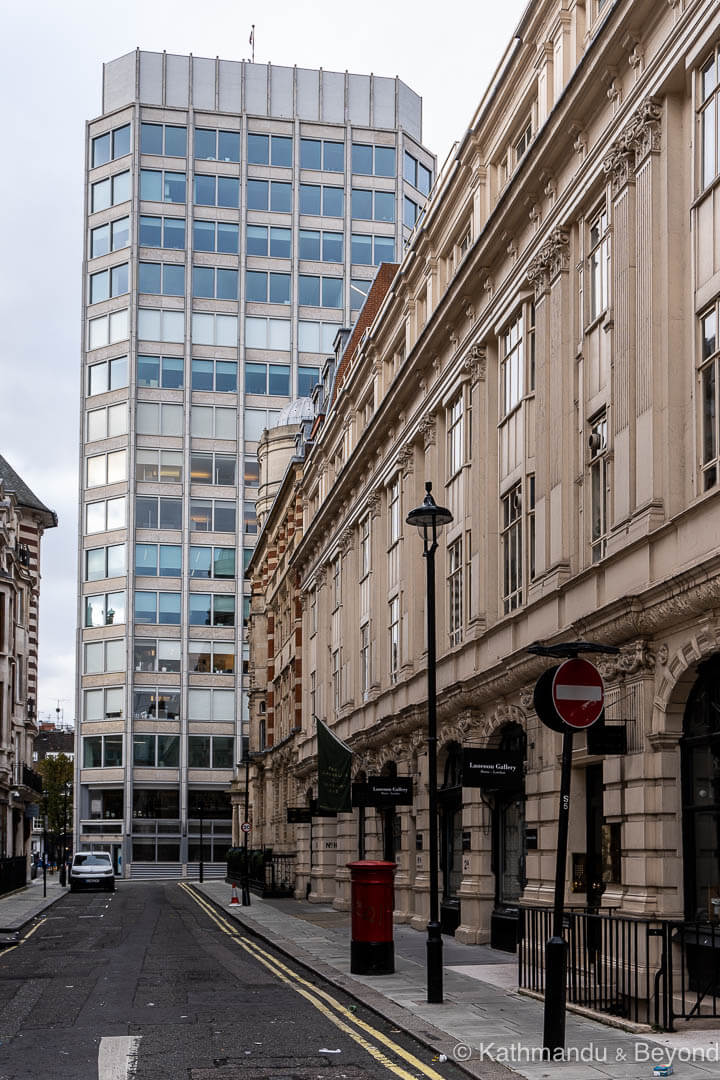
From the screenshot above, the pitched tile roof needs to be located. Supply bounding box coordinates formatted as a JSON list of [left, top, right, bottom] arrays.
[[0, 455, 57, 526]]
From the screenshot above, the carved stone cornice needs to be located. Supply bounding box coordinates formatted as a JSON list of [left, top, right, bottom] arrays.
[[603, 96, 662, 195], [462, 343, 487, 382], [419, 412, 437, 450], [339, 527, 354, 555], [526, 227, 570, 297], [597, 639, 656, 680], [397, 443, 415, 477]]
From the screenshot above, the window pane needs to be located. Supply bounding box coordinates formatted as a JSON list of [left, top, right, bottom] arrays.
[[322, 232, 343, 262], [213, 502, 236, 532], [192, 359, 214, 391], [216, 316, 237, 347], [270, 181, 292, 212], [107, 497, 126, 529], [213, 595, 235, 626], [194, 128, 216, 159], [352, 189, 372, 220], [214, 455, 236, 484], [269, 364, 290, 396], [157, 261, 183, 295], [140, 170, 162, 201], [216, 361, 237, 392], [86, 548, 105, 581], [194, 175, 216, 206], [194, 220, 215, 251], [158, 593, 181, 624], [217, 222, 239, 254], [159, 498, 182, 530], [374, 236, 395, 264], [157, 735, 180, 767], [135, 590, 157, 623], [375, 146, 395, 177], [85, 644, 104, 676], [352, 143, 373, 174], [217, 176, 239, 208], [112, 217, 130, 250], [134, 735, 155, 766], [107, 543, 126, 576], [193, 266, 215, 298], [215, 268, 238, 301], [374, 191, 395, 222], [139, 263, 161, 294], [246, 225, 267, 256], [93, 132, 111, 167], [112, 171, 131, 204], [245, 363, 267, 394], [248, 133, 269, 164], [135, 543, 157, 576], [158, 545, 182, 577], [164, 218, 185, 249], [244, 409, 267, 441], [189, 546, 212, 577], [298, 321, 320, 352], [161, 356, 184, 389], [247, 179, 268, 210], [189, 688, 211, 719], [191, 406, 213, 437], [323, 187, 344, 216], [269, 273, 290, 304], [84, 737, 102, 768], [299, 229, 321, 260], [164, 172, 186, 202], [272, 136, 293, 167], [322, 277, 343, 308], [417, 162, 431, 194], [218, 130, 240, 162], [299, 184, 321, 215], [113, 124, 131, 158], [164, 125, 186, 157], [192, 452, 212, 484], [214, 408, 237, 440], [91, 224, 110, 258], [212, 737, 234, 768], [298, 366, 319, 396], [189, 594, 212, 626], [299, 275, 320, 306], [90, 270, 109, 304], [214, 547, 235, 578], [268, 319, 290, 349], [269, 227, 291, 258], [351, 234, 372, 264], [301, 138, 322, 169], [324, 141, 344, 172], [190, 500, 212, 531], [141, 123, 163, 155], [137, 355, 160, 388], [92, 178, 111, 212], [188, 736, 211, 768]]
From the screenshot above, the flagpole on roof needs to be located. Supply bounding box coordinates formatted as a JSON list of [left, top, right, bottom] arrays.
[[249, 25, 255, 63]]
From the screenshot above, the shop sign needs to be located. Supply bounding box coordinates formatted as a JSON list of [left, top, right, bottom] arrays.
[[462, 749, 524, 789], [287, 807, 312, 824]]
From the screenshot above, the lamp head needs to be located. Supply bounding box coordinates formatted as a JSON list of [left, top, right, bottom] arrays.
[[405, 482, 453, 541]]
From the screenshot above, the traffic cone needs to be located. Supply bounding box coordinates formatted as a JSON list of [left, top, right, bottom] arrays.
[[230, 884, 239, 905]]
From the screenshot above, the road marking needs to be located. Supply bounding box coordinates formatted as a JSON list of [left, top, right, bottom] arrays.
[[0, 917, 47, 961], [98, 1035, 141, 1080], [179, 883, 447, 1080]]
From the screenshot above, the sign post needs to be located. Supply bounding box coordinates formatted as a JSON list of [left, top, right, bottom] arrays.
[[531, 651, 608, 1058]]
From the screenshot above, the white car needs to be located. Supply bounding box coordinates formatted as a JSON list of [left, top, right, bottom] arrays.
[[69, 851, 115, 892]]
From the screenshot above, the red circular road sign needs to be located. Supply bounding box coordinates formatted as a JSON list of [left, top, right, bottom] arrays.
[[552, 658, 604, 729], [241, 822, 251, 833]]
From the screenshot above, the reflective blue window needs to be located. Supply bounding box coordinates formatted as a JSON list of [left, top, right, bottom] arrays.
[[246, 225, 267, 256], [269, 365, 290, 396], [322, 232, 343, 262], [324, 142, 344, 172], [299, 184, 321, 215], [139, 263, 161, 294], [192, 359, 214, 391], [299, 276, 320, 306], [247, 179, 268, 210], [189, 546, 212, 578], [216, 361, 237, 392], [194, 128, 216, 159], [322, 187, 343, 217], [272, 136, 293, 167], [135, 544, 157, 576], [140, 216, 162, 247], [92, 133, 111, 168], [352, 143, 373, 174], [270, 182, 291, 212], [137, 355, 160, 387], [164, 173, 186, 202], [299, 229, 320, 260], [246, 272, 267, 303], [140, 170, 162, 201], [248, 133, 269, 164], [164, 218, 185, 249], [112, 218, 130, 250], [141, 124, 162, 154], [374, 236, 395, 264], [218, 131, 240, 162], [163, 265, 185, 296], [194, 175, 216, 206], [301, 139, 322, 169], [322, 278, 343, 308], [374, 191, 395, 223], [245, 364, 267, 394], [218, 223, 239, 253], [164, 126, 186, 157], [159, 545, 182, 577], [298, 366, 320, 397], [158, 593, 181, 624], [216, 268, 238, 300], [352, 189, 372, 220], [134, 591, 157, 623], [194, 220, 215, 251], [111, 264, 128, 295], [112, 125, 131, 159], [162, 357, 184, 389], [91, 223, 110, 258], [269, 273, 291, 304], [374, 146, 395, 177], [351, 234, 372, 264], [189, 595, 212, 626], [193, 266, 215, 298], [270, 227, 291, 258], [217, 176, 239, 208]]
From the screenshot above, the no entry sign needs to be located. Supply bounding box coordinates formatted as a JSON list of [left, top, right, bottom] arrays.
[[552, 658, 604, 729]]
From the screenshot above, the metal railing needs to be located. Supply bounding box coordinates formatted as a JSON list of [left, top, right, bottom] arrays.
[[226, 848, 296, 898], [11, 763, 44, 794], [519, 905, 720, 1031], [0, 856, 26, 897]]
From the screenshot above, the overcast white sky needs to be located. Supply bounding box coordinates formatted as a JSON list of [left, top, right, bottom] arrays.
[[0, 0, 528, 725]]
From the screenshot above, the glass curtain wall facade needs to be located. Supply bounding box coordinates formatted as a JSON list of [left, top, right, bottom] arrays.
[[75, 52, 434, 876]]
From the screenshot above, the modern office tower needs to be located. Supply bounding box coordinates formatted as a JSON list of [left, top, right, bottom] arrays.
[[75, 51, 435, 878]]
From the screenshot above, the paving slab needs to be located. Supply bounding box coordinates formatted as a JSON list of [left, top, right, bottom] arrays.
[[0, 878, 67, 934]]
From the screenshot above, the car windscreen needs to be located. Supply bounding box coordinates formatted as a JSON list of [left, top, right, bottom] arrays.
[[73, 854, 111, 866]]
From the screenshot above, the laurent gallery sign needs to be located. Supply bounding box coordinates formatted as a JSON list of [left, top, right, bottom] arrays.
[[462, 749, 524, 790]]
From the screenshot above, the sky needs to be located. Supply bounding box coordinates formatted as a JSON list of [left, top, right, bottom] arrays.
[[0, 0, 528, 726]]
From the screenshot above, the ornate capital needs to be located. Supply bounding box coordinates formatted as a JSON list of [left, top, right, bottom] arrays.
[[397, 442, 415, 477], [597, 639, 656, 680], [603, 96, 662, 195], [527, 227, 570, 297], [366, 489, 382, 519], [462, 342, 487, 382], [419, 412, 437, 450], [339, 527, 354, 555]]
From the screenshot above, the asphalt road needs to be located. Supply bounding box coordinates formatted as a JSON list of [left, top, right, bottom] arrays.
[[0, 882, 470, 1080]]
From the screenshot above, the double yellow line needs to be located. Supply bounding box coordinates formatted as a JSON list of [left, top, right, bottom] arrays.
[[178, 883, 448, 1080], [0, 917, 46, 960]]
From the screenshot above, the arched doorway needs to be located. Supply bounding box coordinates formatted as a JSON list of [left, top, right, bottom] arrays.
[[681, 655, 720, 920], [490, 722, 527, 951], [439, 743, 463, 934]]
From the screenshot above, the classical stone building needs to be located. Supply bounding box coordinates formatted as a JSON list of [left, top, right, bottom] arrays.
[[247, 0, 720, 959], [0, 456, 57, 883]]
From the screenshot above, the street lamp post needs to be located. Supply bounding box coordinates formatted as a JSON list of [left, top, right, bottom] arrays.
[[41, 791, 48, 899], [406, 481, 453, 1005], [242, 740, 251, 906], [198, 802, 204, 884], [59, 781, 71, 888]]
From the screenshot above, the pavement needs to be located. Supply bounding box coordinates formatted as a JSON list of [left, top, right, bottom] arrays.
[[197, 881, 720, 1080], [0, 873, 66, 938]]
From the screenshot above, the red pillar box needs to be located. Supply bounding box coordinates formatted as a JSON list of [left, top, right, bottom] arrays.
[[347, 860, 396, 975]]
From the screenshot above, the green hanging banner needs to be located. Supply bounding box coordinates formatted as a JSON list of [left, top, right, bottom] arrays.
[[316, 717, 352, 814]]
